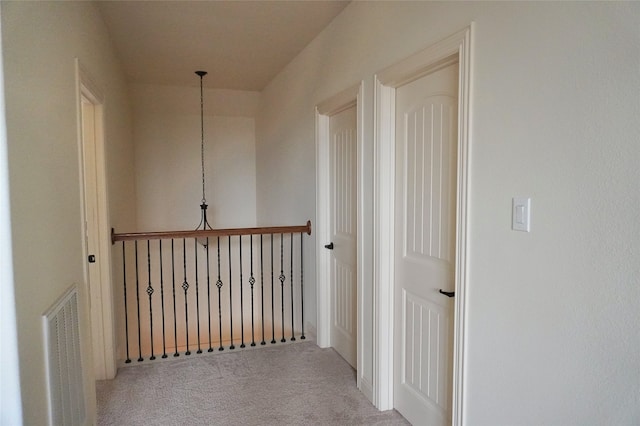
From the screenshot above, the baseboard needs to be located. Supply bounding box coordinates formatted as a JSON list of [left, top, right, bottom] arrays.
[[359, 376, 374, 406], [117, 334, 310, 367], [305, 322, 317, 342]]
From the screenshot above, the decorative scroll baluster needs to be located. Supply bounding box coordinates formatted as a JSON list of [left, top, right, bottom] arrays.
[[171, 239, 179, 357], [159, 241, 167, 358], [249, 235, 256, 347], [206, 238, 213, 352], [228, 236, 235, 350], [216, 236, 224, 351], [270, 234, 276, 344], [182, 238, 190, 356], [300, 233, 306, 340], [122, 242, 131, 363], [113, 222, 311, 361], [135, 241, 143, 362], [260, 235, 266, 346], [279, 234, 286, 343], [238, 237, 245, 348], [195, 239, 202, 354], [290, 233, 295, 341], [147, 240, 156, 360]]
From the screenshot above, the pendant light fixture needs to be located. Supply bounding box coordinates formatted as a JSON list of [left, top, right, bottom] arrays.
[[194, 70, 212, 245]]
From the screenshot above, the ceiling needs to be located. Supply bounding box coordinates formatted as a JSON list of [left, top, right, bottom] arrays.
[[98, 1, 350, 91]]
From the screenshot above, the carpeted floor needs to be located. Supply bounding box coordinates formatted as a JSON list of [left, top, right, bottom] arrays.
[[96, 341, 409, 425]]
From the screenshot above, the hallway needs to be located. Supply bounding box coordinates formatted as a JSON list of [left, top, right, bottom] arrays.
[[96, 341, 409, 425]]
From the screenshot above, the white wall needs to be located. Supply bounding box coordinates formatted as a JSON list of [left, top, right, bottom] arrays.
[[0, 6, 22, 423], [1, 2, 136, 424], [256, 2, 640, 424], [132, 84, 259, 231]]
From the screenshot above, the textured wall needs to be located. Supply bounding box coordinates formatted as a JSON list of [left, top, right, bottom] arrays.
[[131, 83, 259, 232], [1, 2, 136, 424], [256, 2, 640, 424]]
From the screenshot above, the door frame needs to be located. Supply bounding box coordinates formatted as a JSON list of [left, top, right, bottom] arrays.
[[373, 25, 473, 424], [315, 82, 369, 395], [76, 61, 116, 380]]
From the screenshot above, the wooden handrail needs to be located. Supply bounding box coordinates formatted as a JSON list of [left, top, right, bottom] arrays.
[[111, 220, 312, 244]]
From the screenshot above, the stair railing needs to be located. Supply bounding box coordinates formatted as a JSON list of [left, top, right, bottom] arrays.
[[111, 221, 311, 363]]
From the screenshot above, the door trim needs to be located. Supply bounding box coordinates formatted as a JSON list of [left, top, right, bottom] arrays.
[[373, 25, 473, 424], [316, 82, 371, 399], [76, 61, 116, 380]]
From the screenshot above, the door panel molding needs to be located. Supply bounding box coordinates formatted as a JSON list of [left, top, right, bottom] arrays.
[[373, 25, 473, 424], [402, 288, 451, 409]]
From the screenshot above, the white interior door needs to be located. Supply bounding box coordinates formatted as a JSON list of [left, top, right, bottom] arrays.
[[81, 97, 103, 375], [393, 62, 458, 425], [329, 105, 357, 368], [80, 91, 118, 381]]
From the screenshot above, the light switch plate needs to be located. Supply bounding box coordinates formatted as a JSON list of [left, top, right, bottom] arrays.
[[512, 197, 531, 232]]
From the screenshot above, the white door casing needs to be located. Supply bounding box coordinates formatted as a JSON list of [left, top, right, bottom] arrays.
[[393, 62, 458, 425], [373, 26, 472, 424], [316, 83, 372, 399], [77, 63, 116, 380], [329, 105, 357, 368]]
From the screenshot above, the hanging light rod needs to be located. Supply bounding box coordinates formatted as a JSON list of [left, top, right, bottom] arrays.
[[194, 70, 212, 242]]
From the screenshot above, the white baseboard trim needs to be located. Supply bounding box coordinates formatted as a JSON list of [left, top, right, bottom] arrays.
[[359, 377, 374, 406], [304, 322, 317, 342]]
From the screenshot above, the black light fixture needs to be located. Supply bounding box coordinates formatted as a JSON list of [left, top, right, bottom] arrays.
[[194, 70, 213, 245]]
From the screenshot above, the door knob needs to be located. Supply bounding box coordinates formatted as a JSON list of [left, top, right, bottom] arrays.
[[439, 289, 455, 298], [324, 242, 334, 250]]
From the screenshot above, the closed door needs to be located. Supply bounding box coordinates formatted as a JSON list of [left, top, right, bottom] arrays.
[[329, 105, 357, 368], [80, 96, 105, 378], [393, 62, 458, 425]]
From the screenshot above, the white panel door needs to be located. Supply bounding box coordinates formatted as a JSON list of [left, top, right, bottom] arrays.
[[329, 105, 357, 368], [393, 62, 458, 425]]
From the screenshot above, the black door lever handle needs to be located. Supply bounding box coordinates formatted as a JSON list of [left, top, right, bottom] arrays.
[[439, 289, 455, 298], [324, 242, 334, 250]]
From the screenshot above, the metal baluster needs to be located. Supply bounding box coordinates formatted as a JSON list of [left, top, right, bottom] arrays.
[[300, 232, 305, 340], [249, 235, 256, 347], [182, 238, 191, 355], [216, 236, 224, 351], [172, 239, 179, 357], [195, 239, 202, 354], [260, 235, 266, 345], [290, 233, 295, 341], [279, 233, 286, 343], [239, 235, 245, 348], [228, 236, 235, 350], [270, 234, 276, 344], [206, 238, 213, 352], [134, 241, 143, 362], [147, 240, 155, 360], [122, 242, 131, 363], [160, 240, 167, 358]]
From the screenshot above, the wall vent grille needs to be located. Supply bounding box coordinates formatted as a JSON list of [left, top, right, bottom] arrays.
[[43, 285, 86, 426]]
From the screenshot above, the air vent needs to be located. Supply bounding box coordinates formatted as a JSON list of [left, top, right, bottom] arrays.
[[43, 285, 86, 426]]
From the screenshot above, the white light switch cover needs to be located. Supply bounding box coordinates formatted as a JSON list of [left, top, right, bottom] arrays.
[[512, 197, 531, 232]]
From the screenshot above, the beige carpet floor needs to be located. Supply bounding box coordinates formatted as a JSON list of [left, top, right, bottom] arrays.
[[96, 341, 409, 425]]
